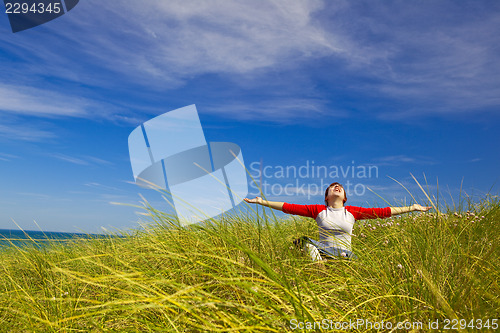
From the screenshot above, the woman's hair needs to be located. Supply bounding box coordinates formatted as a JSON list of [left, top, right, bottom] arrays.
[[324, 182, 347, 205]]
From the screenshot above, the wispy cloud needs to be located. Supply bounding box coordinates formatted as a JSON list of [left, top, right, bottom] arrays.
[[0, 122, 57, 142], [373, 155, 436, 166], [0, 82, 139, 124], [328, 2, 500, 117], [0, 83, 88, 118], [0, 0, 498, 123], [84, 182, 121, 192], [0, 80, 141, 142], [98, 0, 342, 76], [84, 156, 114, 166], [49, 153, 113, 166], [70, 1, 500, 119], [0, 0, 341, 88], [0, 152, 19, 162], [204, 97, 345, 122], [50, 153, 89, 165]]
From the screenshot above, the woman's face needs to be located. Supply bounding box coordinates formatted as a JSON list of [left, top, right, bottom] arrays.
[[327, 183, 345, 202]]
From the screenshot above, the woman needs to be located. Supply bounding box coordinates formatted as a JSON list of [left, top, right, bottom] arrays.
[[244, 182, 431, 260]]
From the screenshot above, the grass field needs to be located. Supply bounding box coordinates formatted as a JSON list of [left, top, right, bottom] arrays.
[[0, 192, 498, 332]]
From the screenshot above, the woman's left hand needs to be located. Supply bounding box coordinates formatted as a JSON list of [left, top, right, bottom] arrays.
[[411, 204, 432, 212]]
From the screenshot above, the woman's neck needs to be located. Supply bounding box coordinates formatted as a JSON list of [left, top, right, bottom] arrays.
[[328, 200, 344, 209]]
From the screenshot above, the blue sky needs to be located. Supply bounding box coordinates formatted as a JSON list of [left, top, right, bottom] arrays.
[[0, 1, 499, 233]]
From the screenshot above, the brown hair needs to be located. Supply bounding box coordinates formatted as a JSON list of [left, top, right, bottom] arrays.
[[324, 182, 347, 205]]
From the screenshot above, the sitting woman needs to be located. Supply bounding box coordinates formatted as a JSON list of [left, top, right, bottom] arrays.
[[244, 182, 431, 261]]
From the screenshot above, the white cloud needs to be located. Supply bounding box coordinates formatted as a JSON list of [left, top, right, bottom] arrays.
[[64, 1, 500, 118], [84, 182, 121, 192], [0, 0, 498, 122], [0, 83, 87, 117], [373, 155, 436, 167], [2, 0, 344, 124], [100, 0, 342, 75], [0, 0, 348, 90], [83, 156, 114, 166], [330, 2, 500, 117], [49, 153, 112, 166], [0, 122, 57, 142], [0, 152, 19, 161], [0, 81, 143, 139], [49, 153, 90, 165], [204, 97, 345, 122], [0, 82, 138, 124]]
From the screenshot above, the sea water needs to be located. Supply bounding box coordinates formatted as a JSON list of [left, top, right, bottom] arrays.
[[0, 229, 104, 250]]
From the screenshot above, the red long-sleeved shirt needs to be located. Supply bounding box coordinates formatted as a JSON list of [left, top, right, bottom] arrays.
[[283, 203, 392, 251]]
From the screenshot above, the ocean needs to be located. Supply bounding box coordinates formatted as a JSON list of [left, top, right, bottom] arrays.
[[0, 229, 105, 250]]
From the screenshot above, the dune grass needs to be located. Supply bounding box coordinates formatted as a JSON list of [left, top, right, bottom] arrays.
[[0, 194, 498, 332]]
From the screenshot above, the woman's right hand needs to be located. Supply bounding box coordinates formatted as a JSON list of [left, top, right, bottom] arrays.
[[244, 197, 263, 205]]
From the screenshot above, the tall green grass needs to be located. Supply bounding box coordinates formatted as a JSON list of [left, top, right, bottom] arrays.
[[0, 194, 498, 332]]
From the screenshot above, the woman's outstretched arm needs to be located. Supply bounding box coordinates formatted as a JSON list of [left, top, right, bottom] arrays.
[[244, 197, 284, 211], [390, 204, 432, 216]]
